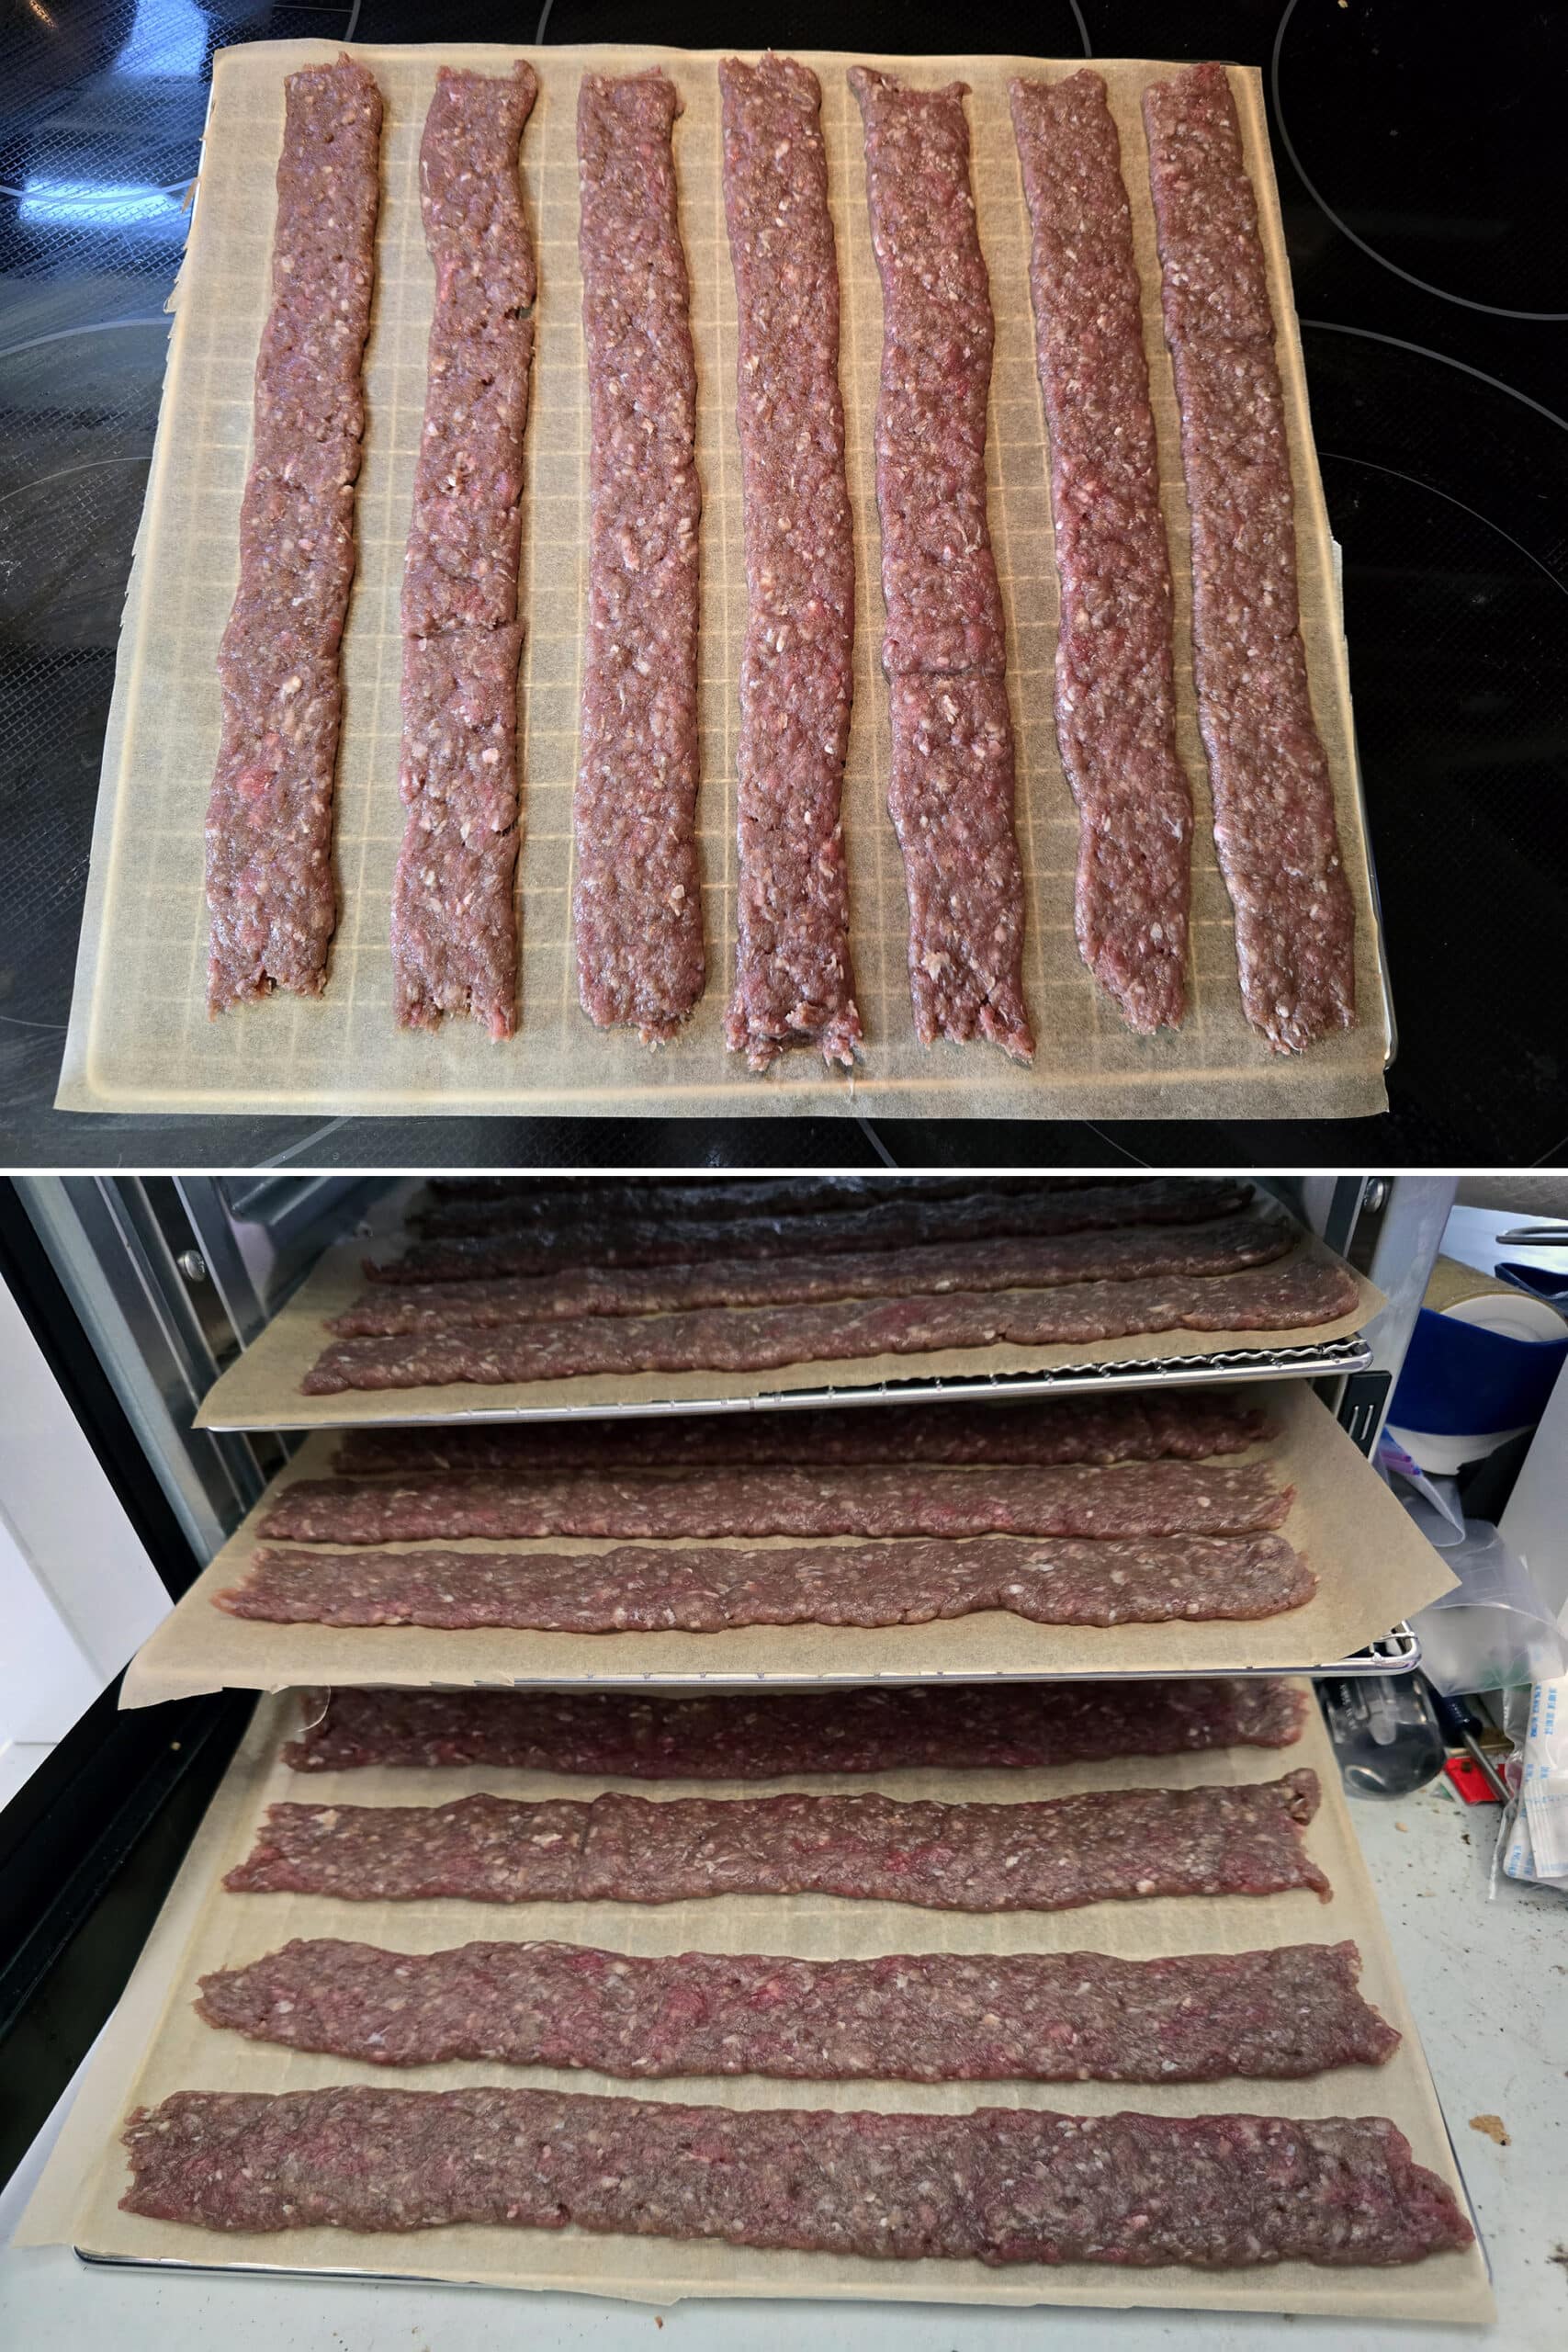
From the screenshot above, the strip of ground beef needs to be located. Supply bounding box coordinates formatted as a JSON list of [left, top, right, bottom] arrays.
[[197, 1935, 1393, 2082], [573, 70, 704, 1043], [283, 1679, 1306, 1775], [391, 65, 536, 1038], [365, 1174, 1253, 1280], [408, 1174, 1179, 1239], [224, 1771, 1329, 1908], [304, 1254, 1359, 1389], [333, 1388, 1274, 1476], [391, 625, 525, 1036], [218, 1529, 1314, 1632], [206, 56, 381, 1013], [720, 54, 860, 1071], [850, 68, 1032, 1061], [1011, 72, 1191, 1035], [328, 1212, 1293, 1335], [259, 1460, 1291, 1544], [1143, 64, 1356, 1053], [120, 2087, 1470, 2263]]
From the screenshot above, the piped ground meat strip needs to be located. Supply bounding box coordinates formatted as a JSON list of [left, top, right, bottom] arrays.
[[1143, 63, 1356, 1053], [259, 1460, 1291, 1544], [219, 1529, 1315, 1632], [333, 1387, 1274, 1475], [573, 70, 704, 1044], [285, 1679, 1306, 1775], [391, 65, 535, 1039], [851, 69, 1032, 1061], [364, 1175, 1253, 1279], [224, 1772, 1329, 1908], [1011, 73, 1191, 1035], [120, 2087, 1470, 2264], [720, 54, 860, 1071], [886, 676, 1033, 1058], [391, 625, 525, 1036], [205, 56, 381, 1013], [197, 1936, 1393, 2083], [302, 1254, 1359, 1389], [328, 1212, 1293, 1334], [406, 1173, 1198, 1239]]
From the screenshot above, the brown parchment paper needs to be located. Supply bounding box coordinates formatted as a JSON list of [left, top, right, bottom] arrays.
[[20, 1690, 1490, 2321], [124, 1383, 1454, 1706], [192, 1225, 1382, 1430], [56, 40, 1390, 1123]]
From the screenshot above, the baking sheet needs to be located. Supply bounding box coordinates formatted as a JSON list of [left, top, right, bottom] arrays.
[[125, 1382, 1455, 1706], [19, 1690, 1490, 2321], [56, 40, 1391, 1122], [193, 1223, 1382, 1430]]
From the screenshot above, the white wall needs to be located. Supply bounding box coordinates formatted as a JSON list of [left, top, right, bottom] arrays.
[[0, 1271, 171, 1781]]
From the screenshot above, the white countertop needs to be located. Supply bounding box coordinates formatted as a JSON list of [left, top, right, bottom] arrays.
[[4, 1775, 1563, 2349]]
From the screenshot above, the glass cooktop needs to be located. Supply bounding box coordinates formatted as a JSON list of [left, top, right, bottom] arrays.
[[1, 0, 1562, 1169]]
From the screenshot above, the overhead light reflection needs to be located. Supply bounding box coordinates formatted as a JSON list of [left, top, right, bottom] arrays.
[[17, 176, 185, 227]]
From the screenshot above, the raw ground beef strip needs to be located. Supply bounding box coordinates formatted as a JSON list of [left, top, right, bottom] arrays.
[[332, 1386, 1274, 1475], [1011, 72, 1191, 1035], [1144, 63, 1356, 1053], [851, 68, 1032, 1061], [364, 1174, 1254, 1279], [719, 54, 860, 1070], [219, 1528, 1315, 1632], [392, 625, 525, 1036], [573, 70, 705, 1043], [197, 1935, 1394, 2082], [391, 65, 536, 1039], [407, 1172, 1218, 1240], [205, 56, 381, 1013], [328, 1211, 1293, 1334], [119, 2087, 1470, 2264], [302, 1253, 1359, 1390], [224, 1771, 1329, 1908], [283, 1678, 1307, 1775], [258, 1459, 1291, 1544]]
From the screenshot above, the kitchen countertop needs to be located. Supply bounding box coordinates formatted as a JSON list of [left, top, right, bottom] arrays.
[[3, 0, 1565, 1169], [3, 1771, 1562, 2345]]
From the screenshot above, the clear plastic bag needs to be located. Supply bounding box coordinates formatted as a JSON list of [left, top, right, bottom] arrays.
[[1410, 1520, 1567, 1696]]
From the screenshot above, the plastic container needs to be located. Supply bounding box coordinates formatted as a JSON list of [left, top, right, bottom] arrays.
[[1409, 1519, 1568, 1696]]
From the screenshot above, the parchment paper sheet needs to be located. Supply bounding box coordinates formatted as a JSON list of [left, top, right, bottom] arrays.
[[124, 1383, 1454, 1705], [56, 40, 1391, 1121], [19, 1691, 1489, 2320], [193, 1223, 1382, 1429]]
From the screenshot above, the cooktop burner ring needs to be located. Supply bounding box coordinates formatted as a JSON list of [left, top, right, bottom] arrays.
[[1271, 0, 1568, 322]]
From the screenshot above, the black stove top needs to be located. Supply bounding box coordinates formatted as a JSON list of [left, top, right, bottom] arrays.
[[1, 0, 1562, 1170]]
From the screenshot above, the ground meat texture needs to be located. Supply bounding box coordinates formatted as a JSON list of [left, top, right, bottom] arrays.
[[850, 69, 1032, 1062], [333, 1388, 1274, 1476], [120, 2087, 1470, 2264], [1011, 73, 1191, 1035], [364, 1174, 1253, 1280], [409, 1174, 1155, 1238], [1143, 64, 1356, 1053], [223, 1771, 1329, 1909], [197, 1935, 1394, 2083], [218, 1528, 1315, 1633], [303, 1254, 1360, 1389], [391, 65, 535, 1039], [391, 626, 524, 1037], [573, 71, 704, 1044], [886, 676, 1033, 1058], [205, 57, 381, 1013], [327, 1212, 1295, 1335], [259, 1460, 1291, 1544], [720, 55, 860, 1071], [400, 65, 536, 638], [285, 1679, 1306, 1775]]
